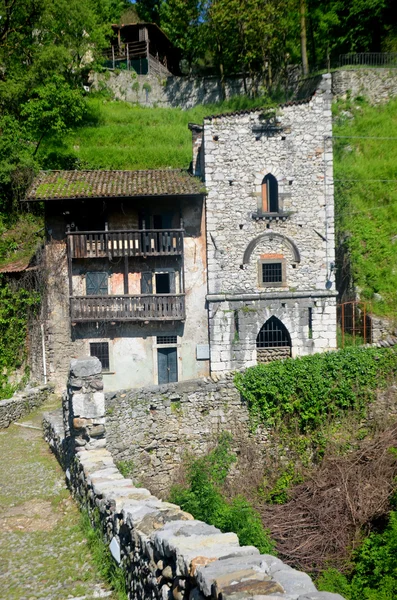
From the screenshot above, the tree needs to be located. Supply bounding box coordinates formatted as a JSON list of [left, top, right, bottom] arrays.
[[160, 0, 206, 72], [20, 76, 86, 156]]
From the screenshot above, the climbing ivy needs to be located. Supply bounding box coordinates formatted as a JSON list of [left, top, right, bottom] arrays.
[[234, 346, 397, 434], [0, 276, 40, 399]]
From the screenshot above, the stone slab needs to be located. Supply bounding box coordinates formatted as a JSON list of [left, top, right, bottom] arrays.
[[70, 357, 102, 378]]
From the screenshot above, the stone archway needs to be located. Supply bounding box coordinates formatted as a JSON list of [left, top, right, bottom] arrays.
[[256, 316, 291, 363]]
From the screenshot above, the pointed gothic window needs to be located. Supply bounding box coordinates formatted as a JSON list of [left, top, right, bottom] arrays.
[[256, 316, 291, 348]]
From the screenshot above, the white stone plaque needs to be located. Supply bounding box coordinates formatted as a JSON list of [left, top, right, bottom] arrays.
[[196, 344, 210, 360]]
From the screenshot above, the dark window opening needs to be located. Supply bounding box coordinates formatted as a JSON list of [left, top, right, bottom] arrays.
[[157, 335, 177, 345], [90, 342, 110, 371], [234, 310, 239, 341], [261, 173, 279, 213], [308, 307, 313, 339], [256, 316, 291, 348], [158, 347, 178, 384], [156, 273, 170, 294], [262, 262, 282, 284], [86, 272, 108, 296]]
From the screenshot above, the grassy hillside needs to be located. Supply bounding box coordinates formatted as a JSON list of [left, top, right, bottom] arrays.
[[38, 95, 270, 171], [333, 97, 397, 319]]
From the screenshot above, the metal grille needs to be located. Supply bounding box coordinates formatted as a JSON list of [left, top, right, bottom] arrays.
[[157, 335, 177, 345], [90, 342, 110, 371], [262, 262, 282, 283], [256, 317, 291, 348]]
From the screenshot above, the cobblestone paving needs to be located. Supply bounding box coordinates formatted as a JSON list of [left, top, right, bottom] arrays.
[[0, 396, 116, 600]]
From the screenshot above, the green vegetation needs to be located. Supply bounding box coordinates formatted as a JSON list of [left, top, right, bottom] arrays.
[[318, 511, 397, 600], [80, 510, 128, 600], [334, 97, 397, 318], [0, 276, 40, 399], [39, 94, 274, 171], [169, 433, 275, 554], [136, 0, 396, 81], [235, 346, 397, 434], [115, 459, 135, 478]]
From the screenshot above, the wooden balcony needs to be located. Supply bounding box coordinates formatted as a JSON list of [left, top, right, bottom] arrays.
[[67, 229, 184, 259], [70, 294, 185, 322]]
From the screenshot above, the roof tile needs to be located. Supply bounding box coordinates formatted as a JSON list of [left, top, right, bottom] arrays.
[[26, 170, 204, 201]]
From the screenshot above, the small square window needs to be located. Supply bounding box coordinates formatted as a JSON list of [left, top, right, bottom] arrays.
[[262, 262, 282, 283], [90, 342, 110, 371], [258, 259, 286, 287]]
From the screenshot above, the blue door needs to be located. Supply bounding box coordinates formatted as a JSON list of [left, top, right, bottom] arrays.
[[157, 348, 178, 384]]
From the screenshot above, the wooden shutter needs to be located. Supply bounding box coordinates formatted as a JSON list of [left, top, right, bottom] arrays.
[[86, 272, 108, 295], [169, 271, 176, 293], [141, 271, 153, 294], [162, 212, 173, 229]]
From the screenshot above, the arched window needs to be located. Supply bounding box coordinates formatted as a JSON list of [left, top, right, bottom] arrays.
[[256, 316, 291, 348], [261, 174, 278, 213]]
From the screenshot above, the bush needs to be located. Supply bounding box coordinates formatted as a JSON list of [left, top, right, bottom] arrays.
[[235, 346, 397, 434], [318, 511, 397, 599], [169, 433, 275, 554]]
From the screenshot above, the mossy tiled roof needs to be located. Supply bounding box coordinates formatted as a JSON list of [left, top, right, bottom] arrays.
[[26, 170, 205, 201]]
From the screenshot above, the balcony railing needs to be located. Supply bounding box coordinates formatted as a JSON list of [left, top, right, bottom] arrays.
[[67, 229, 184, 259], [70, 294, 185, 322]]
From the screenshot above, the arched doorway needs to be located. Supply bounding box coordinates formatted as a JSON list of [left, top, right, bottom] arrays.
[[256, 316, 291, 363]]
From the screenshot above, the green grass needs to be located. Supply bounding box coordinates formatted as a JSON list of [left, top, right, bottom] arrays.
[[333, 96, 397, 319], [38, 94, 275, 171]]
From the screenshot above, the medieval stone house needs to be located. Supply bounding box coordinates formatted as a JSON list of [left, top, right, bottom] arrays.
[[26, 74, 336, 390], [200, 73, 337, 372]]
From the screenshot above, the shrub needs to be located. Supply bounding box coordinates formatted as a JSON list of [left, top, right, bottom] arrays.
[[169, 433, 275, 554], [235, 346, 397, 434], [318, 511, 397, 599]]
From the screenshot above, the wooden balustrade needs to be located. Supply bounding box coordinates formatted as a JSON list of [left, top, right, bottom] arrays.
[[70, 294, 185, 322], [67, 229, 184, 259]]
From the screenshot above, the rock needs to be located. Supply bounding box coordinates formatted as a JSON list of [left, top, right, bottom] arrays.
[[89, 425, 106, 438], [162, 566, 173, 580], [72, 392, 105, 419], [271, 569, 316, 595], [73, 417, 92, 429], [298, 593, 346, 600], [70, 357, 102, 378]]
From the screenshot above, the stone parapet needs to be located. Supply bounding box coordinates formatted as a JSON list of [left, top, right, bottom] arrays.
[[105, 373, 265, 495], [63, 357, 106, 451], [43, 406, 345, 600], [0, 383, 54, 429]]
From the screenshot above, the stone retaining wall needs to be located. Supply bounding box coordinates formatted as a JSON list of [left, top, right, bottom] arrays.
[[0, 383, 54, 429], [105, 374, 265, 495], [90, 72, 263, 109], [332, 68, 397, 104], [43, 357, 345, 600]]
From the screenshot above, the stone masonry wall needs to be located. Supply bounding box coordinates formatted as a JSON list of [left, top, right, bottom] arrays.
[[105, 373, 262, 496], [91, 72, 262, 109], [0, 383, 54, 429], [332, 68, 397, 104], [43, 358, 345, 600], [203, 74, 335, 298], [203, 74, 337, 371]]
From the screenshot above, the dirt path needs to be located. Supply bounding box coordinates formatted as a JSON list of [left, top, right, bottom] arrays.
[[0, 395, 116, 600]]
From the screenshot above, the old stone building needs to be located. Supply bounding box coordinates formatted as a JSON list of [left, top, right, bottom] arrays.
[[197, 73, 337, 370], [26, 74, 336, 390], [26, 171, 209, 390]]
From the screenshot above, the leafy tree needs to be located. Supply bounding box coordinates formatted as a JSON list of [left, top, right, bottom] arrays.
[[21, 76, 86, 156], [160, 0, 206, 72]]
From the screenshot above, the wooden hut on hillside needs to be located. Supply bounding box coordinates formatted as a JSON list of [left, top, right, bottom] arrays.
[[103, 23, 181, 76]]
